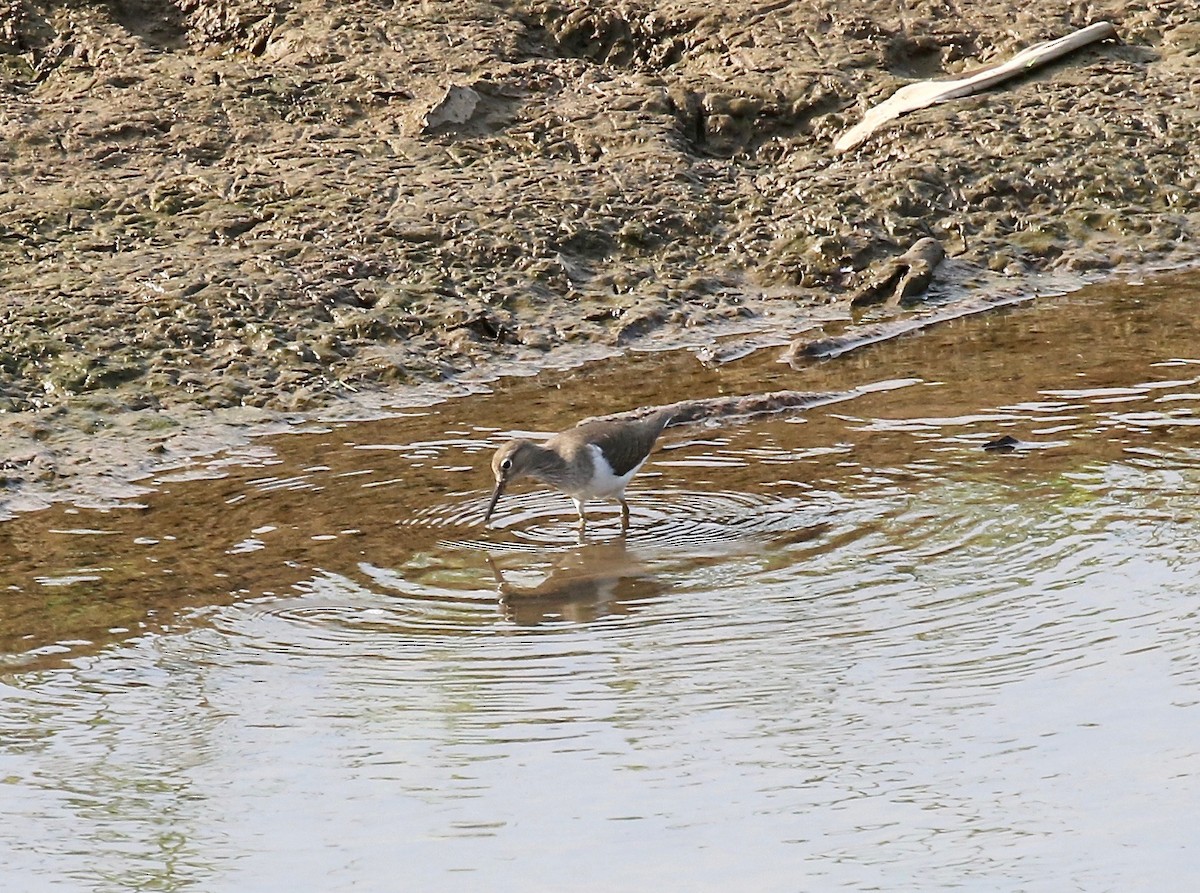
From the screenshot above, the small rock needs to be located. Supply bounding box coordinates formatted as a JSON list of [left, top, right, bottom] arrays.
[[421, 85, 481, 133], [983, 434, 1021, 453]]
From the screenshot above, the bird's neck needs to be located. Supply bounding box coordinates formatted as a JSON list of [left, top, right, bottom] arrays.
[[524, 443, 577, 488]]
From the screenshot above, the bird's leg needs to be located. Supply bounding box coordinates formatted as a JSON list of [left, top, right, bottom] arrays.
[[573, 497, 587, 536], [619, 498, 630, 532]]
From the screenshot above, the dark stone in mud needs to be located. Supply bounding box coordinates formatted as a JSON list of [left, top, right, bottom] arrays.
[[983, 434, 1022, 453], [850, 237, 946, 308]]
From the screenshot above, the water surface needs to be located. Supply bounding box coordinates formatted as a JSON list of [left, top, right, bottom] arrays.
[[3, 273, 1200, 891]]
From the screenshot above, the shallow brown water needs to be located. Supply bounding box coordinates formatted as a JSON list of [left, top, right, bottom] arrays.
[[3, 272, 1200, 890]]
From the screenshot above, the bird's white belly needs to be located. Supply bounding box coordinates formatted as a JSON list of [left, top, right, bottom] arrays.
[[573, 444, 643, 500]]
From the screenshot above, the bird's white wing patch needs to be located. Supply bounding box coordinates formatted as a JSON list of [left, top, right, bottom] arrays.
[[583, 444, 643, 499]]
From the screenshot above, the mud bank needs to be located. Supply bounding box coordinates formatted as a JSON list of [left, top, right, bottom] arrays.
[[0, 0, 1198, 502]]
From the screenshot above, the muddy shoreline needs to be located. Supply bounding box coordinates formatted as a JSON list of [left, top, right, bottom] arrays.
[[1, 0, 1198, 509]]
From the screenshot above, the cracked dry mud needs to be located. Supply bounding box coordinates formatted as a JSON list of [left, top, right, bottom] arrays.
[[0, 0, 1198, 502]]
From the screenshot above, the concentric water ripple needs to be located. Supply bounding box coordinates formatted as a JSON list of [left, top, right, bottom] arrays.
[[403, 486, 842, 553]]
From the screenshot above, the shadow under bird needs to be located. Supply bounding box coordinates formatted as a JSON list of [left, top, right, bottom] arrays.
[[484, 408, 673, 532]]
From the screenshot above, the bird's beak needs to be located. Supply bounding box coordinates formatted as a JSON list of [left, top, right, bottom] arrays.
[[483, 478, 506, 523]]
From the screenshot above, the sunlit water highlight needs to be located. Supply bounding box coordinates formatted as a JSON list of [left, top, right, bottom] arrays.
[[3, 274, 1200, 891]]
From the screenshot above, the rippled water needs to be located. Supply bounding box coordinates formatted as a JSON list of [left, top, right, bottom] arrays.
[[3, 273, 1200, 890]]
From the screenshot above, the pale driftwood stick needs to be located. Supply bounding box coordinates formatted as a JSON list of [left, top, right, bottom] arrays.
[[783, 290, 1037, 362], [834, 21, 1118, 153]]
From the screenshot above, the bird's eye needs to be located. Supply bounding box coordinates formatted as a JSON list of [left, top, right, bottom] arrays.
[[500, 458, 512, 471]]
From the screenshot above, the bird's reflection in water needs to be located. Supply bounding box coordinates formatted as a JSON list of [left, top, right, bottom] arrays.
[[485, 540, 667, 625]]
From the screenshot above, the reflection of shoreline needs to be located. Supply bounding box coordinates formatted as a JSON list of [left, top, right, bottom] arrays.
[[486, 541, 666, 625]]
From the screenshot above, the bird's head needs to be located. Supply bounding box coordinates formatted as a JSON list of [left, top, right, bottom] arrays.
[[484, 439, 538, 524]]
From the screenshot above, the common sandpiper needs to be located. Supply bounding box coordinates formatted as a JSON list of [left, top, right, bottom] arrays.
[[484, 408, 673, 533]]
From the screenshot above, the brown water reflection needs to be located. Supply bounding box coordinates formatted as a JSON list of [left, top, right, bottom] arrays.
[[1, 272, 1199, 891], [4, 271, 1198, 667]]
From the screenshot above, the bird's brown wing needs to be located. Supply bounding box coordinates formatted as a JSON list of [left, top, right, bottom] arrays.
[[572, 409, 672, 478]]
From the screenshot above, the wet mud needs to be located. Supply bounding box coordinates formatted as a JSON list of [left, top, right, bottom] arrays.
[[0, 0, 1198, 498]]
